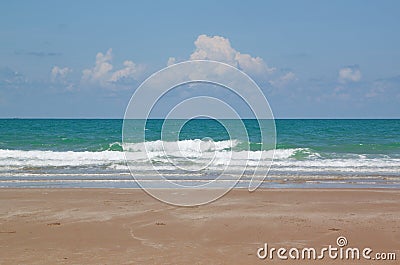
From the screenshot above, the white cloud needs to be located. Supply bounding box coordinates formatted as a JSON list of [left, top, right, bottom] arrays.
[[167, 57, 176, 66], [82, 48, 113, 85], [269, 72, 296, 87], [190, 35, 237, 65], [51, 66, 71, 81], [82, 48, 144, 87], [338, 66, 362, 83], [109, 60, 144, 83], [189, 35, 276, 76], [236, 53, 275, 75]]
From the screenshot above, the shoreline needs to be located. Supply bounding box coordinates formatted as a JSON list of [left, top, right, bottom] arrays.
[[1, 188, 399, 264], [1, 181, 399, 189], [1, 186, 400, 189]]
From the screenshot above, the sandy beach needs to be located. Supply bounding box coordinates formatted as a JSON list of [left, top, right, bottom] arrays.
[[0, 188, 399, 264]]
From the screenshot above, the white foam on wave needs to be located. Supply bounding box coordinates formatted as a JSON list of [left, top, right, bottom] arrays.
[[227, 148, 319, 160], [0, 140, 399, 176], [271, 158, 400, 173], [0, 149, 125, 167], [124, 139, 238, 152]]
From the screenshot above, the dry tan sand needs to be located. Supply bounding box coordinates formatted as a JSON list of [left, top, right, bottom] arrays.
[[0, 188, 399, 264]]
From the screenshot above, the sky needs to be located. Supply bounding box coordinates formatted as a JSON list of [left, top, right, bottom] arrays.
[[0, 0, 399, 118]]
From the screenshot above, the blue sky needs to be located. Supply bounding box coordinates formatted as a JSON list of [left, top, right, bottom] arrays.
[[0, 0, 399, 118]]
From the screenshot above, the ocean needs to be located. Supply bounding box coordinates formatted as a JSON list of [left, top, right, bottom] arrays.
[[0, 119, 399, 188]]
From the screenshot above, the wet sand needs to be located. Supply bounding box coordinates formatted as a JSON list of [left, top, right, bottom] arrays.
[[0, 188, 399, 264]]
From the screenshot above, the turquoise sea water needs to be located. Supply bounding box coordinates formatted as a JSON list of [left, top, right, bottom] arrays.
[[0, 119, 399, 188]]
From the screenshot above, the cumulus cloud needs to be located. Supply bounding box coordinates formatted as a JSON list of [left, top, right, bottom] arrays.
[[109, 60, 144, 83], [82, 48, 144, 87], [167, 57, 176, 66], [82, 48, 113, 85], [269, 72, 296, 87], [51, 66, 72, 81], [338, 66, 362, 83], [189, 35, 276, 76]]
